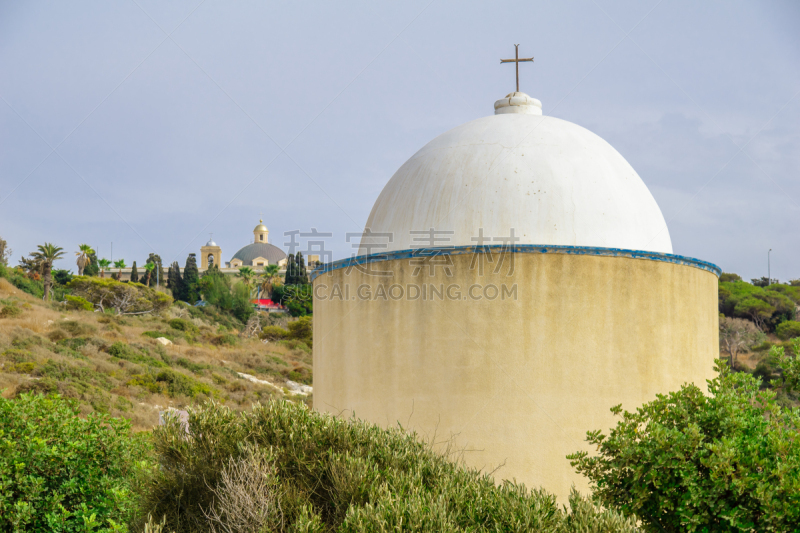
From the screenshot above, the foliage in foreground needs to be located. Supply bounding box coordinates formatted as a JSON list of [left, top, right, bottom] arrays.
[[140, 400, 637, 533], [569, 361, 800, 532], [0, 393, 151, 532]]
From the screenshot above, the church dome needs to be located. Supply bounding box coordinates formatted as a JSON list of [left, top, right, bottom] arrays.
[[359, 93, 672, 255], [254, 220, 268, 232], [231, 242, 286, 265]]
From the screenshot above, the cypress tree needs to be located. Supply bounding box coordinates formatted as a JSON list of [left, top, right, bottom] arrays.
[[285, 253, 296, 285], [183, 253, 200, 303], [296, 252, 308, 285], [168, 261, 183, 299], [130, 261, 139, 283]]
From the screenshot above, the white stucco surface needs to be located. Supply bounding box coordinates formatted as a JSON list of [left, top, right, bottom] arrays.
[[360, 95, 672, 254]]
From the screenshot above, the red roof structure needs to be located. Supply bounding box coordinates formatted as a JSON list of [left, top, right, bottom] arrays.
[[252, 299, 283, 309]]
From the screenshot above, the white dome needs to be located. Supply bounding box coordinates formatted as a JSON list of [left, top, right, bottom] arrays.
[[359, 94, 672, 255]]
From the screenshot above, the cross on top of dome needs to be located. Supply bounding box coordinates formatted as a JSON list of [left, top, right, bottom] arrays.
[[500, 44, 534, 93]]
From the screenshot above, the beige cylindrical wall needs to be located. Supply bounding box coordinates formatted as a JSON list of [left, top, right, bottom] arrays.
[[313, 251, 719, 502]]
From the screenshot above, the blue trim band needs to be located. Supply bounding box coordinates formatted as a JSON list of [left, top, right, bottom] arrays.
[[310, 244, 721, 281]]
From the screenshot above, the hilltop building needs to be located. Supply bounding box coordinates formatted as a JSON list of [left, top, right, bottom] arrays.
[[226, 221, 288, 268], [312, 90, 720, 501], [113, 219, 318, 280]]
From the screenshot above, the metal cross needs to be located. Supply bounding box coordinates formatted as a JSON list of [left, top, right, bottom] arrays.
[[500, 44, 534, 93]]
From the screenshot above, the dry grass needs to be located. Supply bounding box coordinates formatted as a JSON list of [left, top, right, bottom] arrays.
[[0, 280, 312, 430]]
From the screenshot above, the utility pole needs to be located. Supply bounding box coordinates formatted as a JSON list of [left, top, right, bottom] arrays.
[[768, 249, 772, 286], [110, 242, 113, 262]]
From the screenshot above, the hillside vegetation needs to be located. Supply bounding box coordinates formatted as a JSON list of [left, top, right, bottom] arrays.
[[0, 277, 312, 428], [717, 274, 800, 406]]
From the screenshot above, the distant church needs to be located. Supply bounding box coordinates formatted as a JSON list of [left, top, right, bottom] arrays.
[[113, 219, 318, 281], [200, 220, 291, 270], [312, 51, 720, 502]]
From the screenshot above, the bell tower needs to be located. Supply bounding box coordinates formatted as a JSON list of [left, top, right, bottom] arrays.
[[253, 219, 269, 243], [200, 235, 222, 270]]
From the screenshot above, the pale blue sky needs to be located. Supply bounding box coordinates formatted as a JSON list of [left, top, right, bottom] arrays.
[[1, 1, 799, 280]]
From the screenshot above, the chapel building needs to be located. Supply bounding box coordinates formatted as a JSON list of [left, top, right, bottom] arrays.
[[312, 89, 719, 502]]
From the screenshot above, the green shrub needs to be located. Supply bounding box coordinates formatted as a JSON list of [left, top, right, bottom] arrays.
[[51, 342, 88, 360], [168, 318, 198, 333], [108, 341, 167, 368], [287, 316, 312, 345], [155, 369, 212, 397], [65, 294, 94, 311], [108, 341, 138, 359], [55, 336, 106, 353], [261, 325, 289, 341], [8, 361, 35, 373], [35, 360, 115, 391], [751, 340, 773, 352], [776, 320, 800, 340], [210, 333, 238, 347], [127, 369, 212, 398], [769, 339, 800, 394], [2, 348, 32, 362], [140, 400, 636, 533], [0, 394, 151, 532], [278, 339, 311, 354], [14, 377, 59, 396], [58, 320, 97, 337], [56, 337, 88, 350], [569, 361, 800, 531], [288, 368, 311, 383], [176, 357, 209, 374], [11, 334, 46, 350], [127, 373, 162, 394], [142, 330, 174, 341], [0, 304, 23, 318]]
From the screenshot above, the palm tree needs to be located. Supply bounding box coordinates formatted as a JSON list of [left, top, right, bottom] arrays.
[[32, 243, 65, 301], [75, 244, 94, 276], [97, 258, 111, 278], [237, 266, 256, 297], [113, 259, 126, 281], [142, 261, 155, 286], [259, 264, 281, 299]]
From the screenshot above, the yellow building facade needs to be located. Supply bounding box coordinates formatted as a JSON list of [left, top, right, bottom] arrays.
[[313, 249, 718, 500]]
